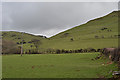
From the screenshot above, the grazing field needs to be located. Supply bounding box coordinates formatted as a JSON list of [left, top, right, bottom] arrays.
[[2, 53, 118, 78]]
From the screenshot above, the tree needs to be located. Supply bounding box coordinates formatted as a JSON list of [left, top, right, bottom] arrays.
[[2, 40, 19, 54], [31, 39, 42, 53]]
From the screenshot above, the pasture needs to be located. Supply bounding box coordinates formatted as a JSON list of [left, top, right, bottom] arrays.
[[2, 53, 118, 78]]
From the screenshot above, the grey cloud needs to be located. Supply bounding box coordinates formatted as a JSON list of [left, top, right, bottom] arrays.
[[2, 2, 118, 37]]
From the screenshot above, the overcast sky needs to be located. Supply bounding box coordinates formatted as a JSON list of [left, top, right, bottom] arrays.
[[2, 2, 118, 37]]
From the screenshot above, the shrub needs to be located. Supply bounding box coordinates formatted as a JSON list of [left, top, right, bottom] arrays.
[[70, 38, 74, 41], [95, 35, 99, 39]]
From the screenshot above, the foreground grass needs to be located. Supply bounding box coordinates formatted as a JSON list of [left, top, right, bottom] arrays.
[[2, 53, 118, 78]]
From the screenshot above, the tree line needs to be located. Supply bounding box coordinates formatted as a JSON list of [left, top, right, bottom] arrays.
[[1, 39, 104, 54]]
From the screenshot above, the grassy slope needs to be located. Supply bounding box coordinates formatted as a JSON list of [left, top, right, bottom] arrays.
[[2, 11, 119, 50], [40, 11, 119, 49], [2, 31, 46, 51], [2, 53, 118, 78]]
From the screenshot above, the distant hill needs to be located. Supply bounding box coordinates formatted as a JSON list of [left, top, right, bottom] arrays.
[[2, 11, 119, 52], [2, 31, 47, 51], [41, 11, 119, 49]]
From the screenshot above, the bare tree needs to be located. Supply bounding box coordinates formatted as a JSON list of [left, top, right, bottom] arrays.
[[2, 40, 18, 54]]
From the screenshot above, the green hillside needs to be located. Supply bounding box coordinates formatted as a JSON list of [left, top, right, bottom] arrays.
[[2, 31, 46, 51], [40, 11, 119, 50], [2, 11, 119, 52]]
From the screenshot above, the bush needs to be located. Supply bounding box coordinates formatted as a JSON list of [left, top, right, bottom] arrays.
[[95, 35, 99, 39]]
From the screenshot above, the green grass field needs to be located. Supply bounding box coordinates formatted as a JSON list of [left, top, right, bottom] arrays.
[[2, 53, 118, 78]]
